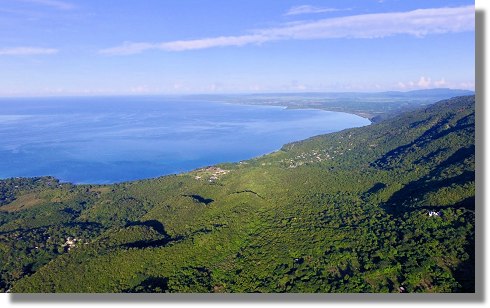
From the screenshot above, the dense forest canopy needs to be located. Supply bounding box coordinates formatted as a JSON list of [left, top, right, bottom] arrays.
[[0, 95, 475, 293]]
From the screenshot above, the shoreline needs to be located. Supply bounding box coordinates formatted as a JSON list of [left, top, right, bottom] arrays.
[[0, 102, 370, 186], [218, 100, 377, 121]]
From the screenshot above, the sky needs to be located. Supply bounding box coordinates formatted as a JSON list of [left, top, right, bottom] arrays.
[[0, 0, 476, 96]]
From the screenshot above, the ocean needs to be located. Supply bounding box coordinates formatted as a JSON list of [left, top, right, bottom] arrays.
[[0, 96, 370, 184]]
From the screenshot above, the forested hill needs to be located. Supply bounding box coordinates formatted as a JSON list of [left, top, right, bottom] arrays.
[[0, 95, 475, 293]]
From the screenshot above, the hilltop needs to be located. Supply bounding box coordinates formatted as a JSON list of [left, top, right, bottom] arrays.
[[0, 95, 475, 293]]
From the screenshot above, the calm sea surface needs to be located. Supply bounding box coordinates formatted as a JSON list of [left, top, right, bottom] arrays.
[[0, 96, 370, 184]]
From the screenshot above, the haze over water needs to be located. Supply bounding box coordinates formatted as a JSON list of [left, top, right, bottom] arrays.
[[0, 97, 370, 184]]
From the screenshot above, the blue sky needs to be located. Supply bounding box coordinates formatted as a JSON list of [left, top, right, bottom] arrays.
[[0, 0, 476, 96]]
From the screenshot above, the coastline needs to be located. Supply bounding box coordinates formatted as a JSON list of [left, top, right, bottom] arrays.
[[2, 91, 471, 185], [0, 99, 370, 185]]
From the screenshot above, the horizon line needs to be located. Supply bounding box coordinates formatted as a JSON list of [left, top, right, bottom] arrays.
[[0, 88, 475, 99]]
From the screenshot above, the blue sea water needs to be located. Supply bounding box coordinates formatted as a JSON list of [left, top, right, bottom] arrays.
[[0, 96, 370, 184]]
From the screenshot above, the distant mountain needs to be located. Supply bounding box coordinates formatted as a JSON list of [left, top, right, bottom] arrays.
[[217, 88, 475, 98], [1, 95, 475, 293], [382, 88, 474, 98], [180, 88, 474, 100]]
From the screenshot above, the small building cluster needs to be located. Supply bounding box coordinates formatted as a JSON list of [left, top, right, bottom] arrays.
[[428, 211, 442, 217], [193, 166, 230, 182], [63, 237, 78, 251], [280, 148, 342, 168]]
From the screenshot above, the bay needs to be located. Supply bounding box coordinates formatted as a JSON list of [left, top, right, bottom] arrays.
[[0, 96, 370, 184]]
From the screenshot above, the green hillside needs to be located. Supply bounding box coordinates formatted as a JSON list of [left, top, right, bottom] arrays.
[[0, 95, 475, 293]]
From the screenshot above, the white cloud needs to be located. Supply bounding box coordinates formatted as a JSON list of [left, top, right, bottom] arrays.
[[396, 77, 431, 89], [100, 42, 155, 56], [258, 5, 475, 40], [129, 85, 151, 94], [458, 82, 475, 90], [434, 78, 447, 87], [248, 84, 264, 92], [417, 76, 432, 88], [16, 0, 75, 10], [0, 47, 58, 56], [159, 34, 269, 52], [287, 80, 307, 91], [397, 81, 407, 89], [100, 5, 474, 55], [284, 5, 344, 16], [396, 76, 472, 90]]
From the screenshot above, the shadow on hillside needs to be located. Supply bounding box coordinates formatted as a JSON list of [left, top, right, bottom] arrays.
[[372, 115, 474, 170], [123, 220, 184, 249], [123, 277, 170, 293], [182, 194, 214, 205], [126, 219, 167, 235], [379, 146, 475, 217], [452, 237, 476, 293]]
